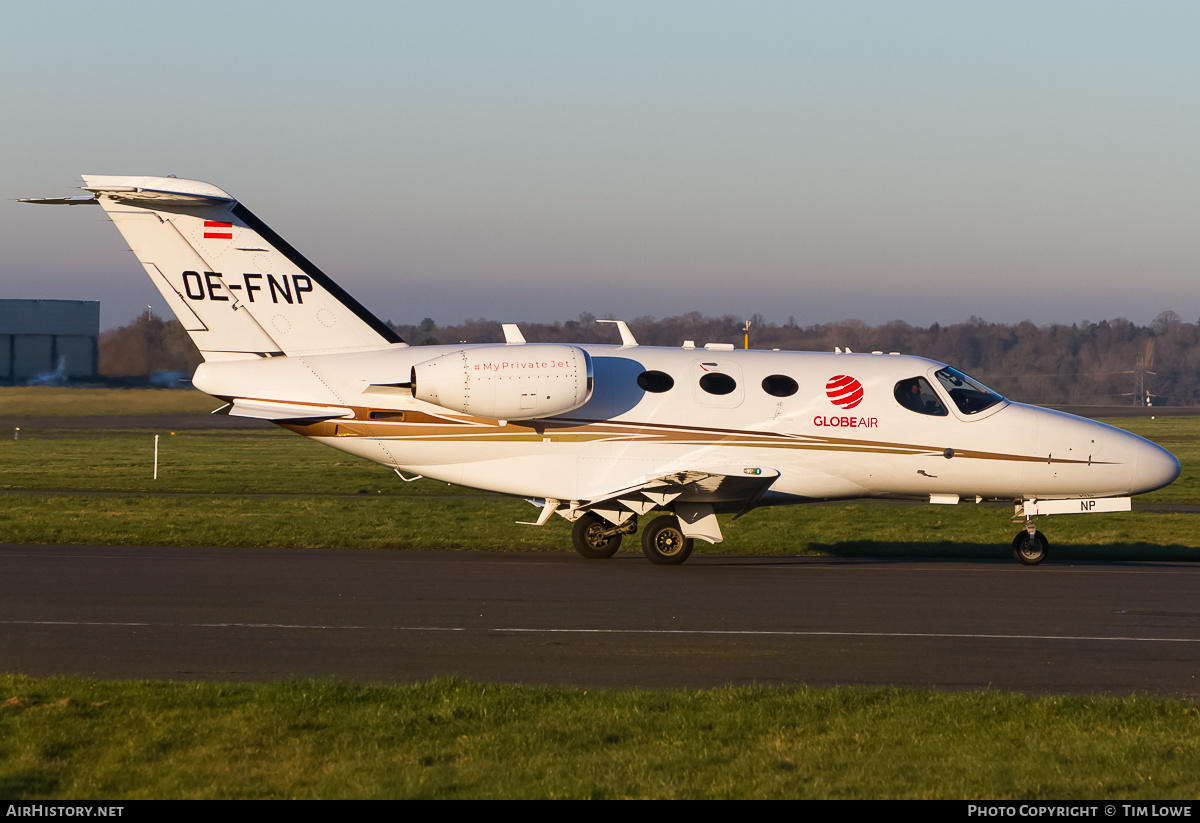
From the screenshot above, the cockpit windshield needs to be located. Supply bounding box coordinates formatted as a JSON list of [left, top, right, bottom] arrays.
[[933, 367, 1004, 415]]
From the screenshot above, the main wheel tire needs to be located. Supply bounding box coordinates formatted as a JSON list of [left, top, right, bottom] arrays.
[[1012, 530, 1049, 565], [641, 515, 694, 565], [572, 512, 622, 559]]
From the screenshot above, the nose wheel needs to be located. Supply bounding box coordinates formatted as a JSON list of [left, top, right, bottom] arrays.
[[1012, 529, 1049, 565]]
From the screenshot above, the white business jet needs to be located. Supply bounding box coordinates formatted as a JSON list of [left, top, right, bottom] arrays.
[[23, 176, 1181, 565]]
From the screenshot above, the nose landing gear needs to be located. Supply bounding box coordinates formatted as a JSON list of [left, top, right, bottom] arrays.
[[1012, 528, 1049, 565], [1011, 505, 1049, 565]]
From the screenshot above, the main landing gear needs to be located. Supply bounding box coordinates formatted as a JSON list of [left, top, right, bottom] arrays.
[[640, 515, 694, 566], [571, 512, 634, 559], [571, 512, 695, 565]]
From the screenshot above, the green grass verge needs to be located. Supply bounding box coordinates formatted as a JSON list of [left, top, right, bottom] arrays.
[[3, 493, 1198, 561], [3, 675, 1198, 799], [0, 428, 466, 496], [1, 387, 218, 417]]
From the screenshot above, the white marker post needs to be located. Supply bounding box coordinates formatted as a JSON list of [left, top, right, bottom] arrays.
[[154, 434, 159, 480]]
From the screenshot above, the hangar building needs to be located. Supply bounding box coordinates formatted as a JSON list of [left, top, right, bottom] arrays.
[[0, 299, 99, 383]]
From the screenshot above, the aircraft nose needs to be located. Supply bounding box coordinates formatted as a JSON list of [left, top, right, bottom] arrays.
[[1132, 437, 1180, 494]]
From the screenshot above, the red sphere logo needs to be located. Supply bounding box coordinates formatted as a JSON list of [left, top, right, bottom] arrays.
[[826, 375, 864, 409]]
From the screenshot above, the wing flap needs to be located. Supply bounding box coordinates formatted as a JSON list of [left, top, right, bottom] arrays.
[[567, 466, 781, 524]]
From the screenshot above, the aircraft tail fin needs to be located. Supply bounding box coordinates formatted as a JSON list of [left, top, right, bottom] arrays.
[[24, 175, 404, 360]]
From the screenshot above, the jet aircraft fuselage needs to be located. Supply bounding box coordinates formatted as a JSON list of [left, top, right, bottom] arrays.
[[190, 343, 1177, 507]]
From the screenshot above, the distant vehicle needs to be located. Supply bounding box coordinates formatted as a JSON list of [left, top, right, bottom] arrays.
[[24, 176, 1180, 565], [27, 355, 67, 387]]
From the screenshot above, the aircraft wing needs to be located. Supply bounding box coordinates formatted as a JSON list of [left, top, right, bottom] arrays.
[[573, 466, 781, 524], [214, 398, 355, 422]]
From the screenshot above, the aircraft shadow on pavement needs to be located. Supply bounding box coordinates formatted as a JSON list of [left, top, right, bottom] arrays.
[[806, 541, 1200, 564]]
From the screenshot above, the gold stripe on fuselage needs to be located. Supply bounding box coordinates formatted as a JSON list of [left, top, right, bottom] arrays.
[[268, 403, 1106, 466]]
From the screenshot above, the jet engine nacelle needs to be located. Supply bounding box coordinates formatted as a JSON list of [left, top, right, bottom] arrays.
[[411, 344, 593, 420]]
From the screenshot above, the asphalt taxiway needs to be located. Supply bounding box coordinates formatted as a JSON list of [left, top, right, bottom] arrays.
[[2, 544, 1198, 696]]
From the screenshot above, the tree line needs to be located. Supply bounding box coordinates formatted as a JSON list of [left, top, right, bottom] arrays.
[[103, 309, 1200, 406]]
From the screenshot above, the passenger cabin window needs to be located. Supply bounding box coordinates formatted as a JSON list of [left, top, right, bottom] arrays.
[[934, 367, 1004, 415], [761, 374, 798, 397], [637, 370, 674, 393], [699, 372, 738, 396], [894, 377, 947, 416]]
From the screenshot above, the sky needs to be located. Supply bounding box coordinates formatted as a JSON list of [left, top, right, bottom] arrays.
[[3, 1, 1198, 331]]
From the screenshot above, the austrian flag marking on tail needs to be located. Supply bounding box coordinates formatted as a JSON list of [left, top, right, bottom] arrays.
[[204, 221, 233, 240], [826, 375, 864, 409]]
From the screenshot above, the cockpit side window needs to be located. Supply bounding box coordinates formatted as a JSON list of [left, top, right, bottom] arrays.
[[934, 367, 1004, 415], [894, 377, 948, 416]]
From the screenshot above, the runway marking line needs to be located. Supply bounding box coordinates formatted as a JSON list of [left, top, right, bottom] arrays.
[[3, 620, 1199, 644]]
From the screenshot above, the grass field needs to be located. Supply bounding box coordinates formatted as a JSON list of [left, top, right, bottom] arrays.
[[2, 388, 1199, 799], [2, 403, 1198, 559], [1, 386, 219, 417], [3, 676, 1199, 800]]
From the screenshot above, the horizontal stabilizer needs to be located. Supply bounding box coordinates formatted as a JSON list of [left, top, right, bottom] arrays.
[[222, 398, 355, 422], [82, 175, 234, 203], [17, 196, 99, 205]]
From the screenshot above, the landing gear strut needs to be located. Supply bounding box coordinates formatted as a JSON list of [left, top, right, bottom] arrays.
[[571, 512, 636, 559]]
